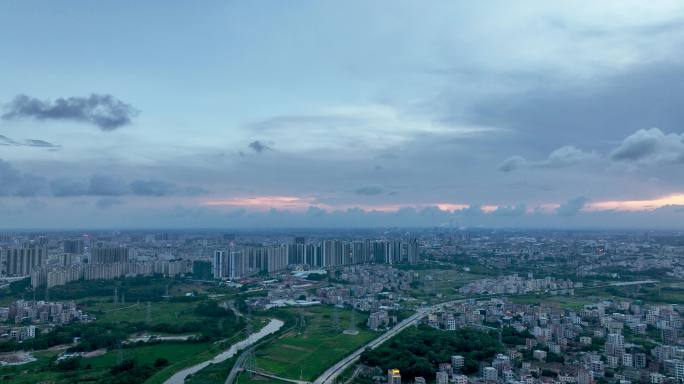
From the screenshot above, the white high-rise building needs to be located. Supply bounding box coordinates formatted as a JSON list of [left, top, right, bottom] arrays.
[[213, 250, 226, 279]]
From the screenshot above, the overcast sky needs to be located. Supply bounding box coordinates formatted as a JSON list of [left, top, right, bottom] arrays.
[[2, 1, 684, 229]]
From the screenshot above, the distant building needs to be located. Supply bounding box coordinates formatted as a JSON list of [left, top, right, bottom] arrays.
[[483, 367, 498, 382], [192, 260, 213, 280], [90, 247, 129, 264], [0, 245, 47, 277], [436, 371, 449, 384], [63, 239, 85, 254], [533, 349, 547, 361], [367, 310, 390, 330], [406, 237, 419, 264], [452, 355, 465, 371], [387, 368, 401, 384], [214, 250, 226, 279], [675, 359, 684, 382]]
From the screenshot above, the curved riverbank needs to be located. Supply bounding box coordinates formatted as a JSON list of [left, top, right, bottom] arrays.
[[163, 318, 284, 384]]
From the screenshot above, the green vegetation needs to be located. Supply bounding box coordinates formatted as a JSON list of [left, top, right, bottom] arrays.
[[84, 299, 204, 324], [185, 355, 238, 384], [508, 293, 593, 310], [501, 326, 532, 346], [569, 282, 684, 305], [0, 276, 249, 384], [360, 325, 502, 379], [244, 306, 376, 382], [0, 334, 245, 384]]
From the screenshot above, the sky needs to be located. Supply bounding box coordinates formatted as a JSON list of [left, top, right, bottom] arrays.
[[1, 1, 684, 229]]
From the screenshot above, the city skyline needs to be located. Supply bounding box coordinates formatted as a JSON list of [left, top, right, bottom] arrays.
[[2, 1, 684, 228]]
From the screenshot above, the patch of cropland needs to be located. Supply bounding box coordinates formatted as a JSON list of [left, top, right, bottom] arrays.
[[241, 305, 375, 382]]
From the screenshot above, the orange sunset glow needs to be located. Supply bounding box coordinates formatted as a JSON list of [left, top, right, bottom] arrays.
[[587, 194, 684, 212], [202, 194, 684, 214]]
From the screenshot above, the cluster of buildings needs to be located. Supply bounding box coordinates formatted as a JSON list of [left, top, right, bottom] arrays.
[[0, 299, 88, 325], [30, 259, 190, 288], [420, 230, 684, 282], [209, 237, 421, 280], [0, 299, 90, 342], [315, 265, 415, 312], [247, 265, 413, 316], [1, 232, 423, 289], [0, 245, 48, 278], [458, 274, 582, 296], [409, 298, 683, 384]]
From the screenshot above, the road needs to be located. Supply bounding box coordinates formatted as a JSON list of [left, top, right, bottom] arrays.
[[313, 308, 431, 384], [224, 349, 249, 384]]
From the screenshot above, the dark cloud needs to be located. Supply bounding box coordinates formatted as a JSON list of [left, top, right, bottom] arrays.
[[24, 139, 60, 148], [466, 62, 684, 147], [2, 94, 138, 130], [130, 179, 176, 196], [95, 198, 124, 209], [610, 128, 684, 164], [14, 174, 47, 197], [88, 174, 128, 196], [556, 196, 589, 216], [51, 175, 206, 197], [49, 178, 89, 197], [248, 140, 270, 153], [355, 185, 384, 195], [0, 159, 47, 196], [0, 135, 18, 146], [0, 134, 60, 148], [498, 156, 527, 172], [500, 146, 597, 172]]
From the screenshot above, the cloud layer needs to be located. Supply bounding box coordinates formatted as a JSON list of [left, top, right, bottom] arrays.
[[2, 94, 138, 130], [2, 2, 684, 228], [0, 134, 60, 148]]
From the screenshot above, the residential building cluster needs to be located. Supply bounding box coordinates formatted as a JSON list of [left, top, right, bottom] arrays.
[[211, 237, 420, 280], [30, 258, 190, 288], [459, 274, 582, 296], [0, 299, 90, 342], [413, 297, 683, 384]]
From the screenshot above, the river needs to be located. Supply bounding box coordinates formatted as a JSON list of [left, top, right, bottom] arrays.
[[162, 318, 284, 384]]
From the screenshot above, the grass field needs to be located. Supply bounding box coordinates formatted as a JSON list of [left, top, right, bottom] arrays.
[[0, 342, 220, 384], [508, 293, 594, 310], [82, 299, 206, 325], [0, 349, 63, 384], [88, 342, 213, 370], [572, 283, 684, 305], [243, 306, 376, 382]]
